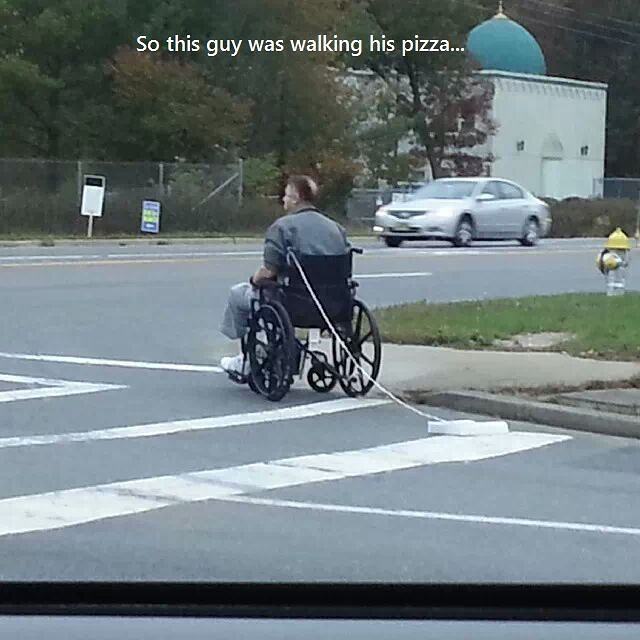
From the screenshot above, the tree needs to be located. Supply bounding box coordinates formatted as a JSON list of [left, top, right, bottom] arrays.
[[0, 0, 137, 158], [108, 49, 249, 161], [345, 0, 496, 178]]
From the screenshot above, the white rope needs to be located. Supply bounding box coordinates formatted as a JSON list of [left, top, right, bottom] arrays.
[[288, 251, 442, 422]]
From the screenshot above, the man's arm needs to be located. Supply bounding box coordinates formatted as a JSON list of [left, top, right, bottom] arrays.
[[251, 264, 277, 286], [250, 219, 285, 287]]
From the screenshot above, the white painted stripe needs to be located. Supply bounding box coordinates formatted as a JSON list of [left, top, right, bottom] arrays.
[[0, 398, 391, 450], [0, 432, 569, 537], [0, 373, 126, 404], [0, 352, 222, 373], [220, 496, 640, 538], [0, 254, 103, 261], [0, 251, 262, 262], [356, 272, 432, 279], [105, 251, 262, 259]]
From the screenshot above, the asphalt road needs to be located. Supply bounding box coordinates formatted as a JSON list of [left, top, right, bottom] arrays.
[[1, 237, 640, 582]]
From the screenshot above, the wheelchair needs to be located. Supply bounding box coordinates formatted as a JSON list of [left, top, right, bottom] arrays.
[[227, 247, 382, 401]]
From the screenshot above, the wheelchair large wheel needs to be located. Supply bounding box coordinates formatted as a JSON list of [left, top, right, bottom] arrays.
[[332, 299, 382, 397], [246, 300, 295, 401]]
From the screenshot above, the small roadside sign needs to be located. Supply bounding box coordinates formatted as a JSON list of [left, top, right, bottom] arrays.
[[80, 175, 106, 238], [141, 200, 161, 233]]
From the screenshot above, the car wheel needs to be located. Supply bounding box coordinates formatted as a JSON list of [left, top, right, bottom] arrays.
[[519, 218, 539, 246], [384, 236, 403, 248], [453, 217, 473, 248]]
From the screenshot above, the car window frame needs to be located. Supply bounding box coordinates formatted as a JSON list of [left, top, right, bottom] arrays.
[[497, 181, 524, 200], [481, 181, 504, 200]]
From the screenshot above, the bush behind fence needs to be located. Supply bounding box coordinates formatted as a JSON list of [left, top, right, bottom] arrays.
[[0, 159, 638, 237], [0, 158, 285, 236]]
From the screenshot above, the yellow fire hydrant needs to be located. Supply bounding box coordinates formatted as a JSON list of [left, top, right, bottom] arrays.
[[596, 228, 631, 296]]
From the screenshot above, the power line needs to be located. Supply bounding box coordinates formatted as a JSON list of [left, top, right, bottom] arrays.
[[466, 1, 640, 47], [509, 0, 640, 41], [516, 12, 640, 47], [512, 0, 640, 31]]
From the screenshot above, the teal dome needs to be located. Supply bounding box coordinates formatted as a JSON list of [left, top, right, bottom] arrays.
[[467, 12, 546, 75]]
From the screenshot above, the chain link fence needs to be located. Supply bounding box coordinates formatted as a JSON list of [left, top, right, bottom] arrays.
[[593, 177, 640, 200], [0, 158, 268, 236], [346, 184, 426, 221]]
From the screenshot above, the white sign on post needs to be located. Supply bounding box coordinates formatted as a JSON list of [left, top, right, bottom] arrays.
[[80, 175, 105, 238]]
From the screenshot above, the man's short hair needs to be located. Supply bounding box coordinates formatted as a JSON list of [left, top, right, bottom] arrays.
[[287, 175, 319, 204]]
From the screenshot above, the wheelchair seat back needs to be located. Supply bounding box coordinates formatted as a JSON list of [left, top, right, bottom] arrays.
[[283, 252, 353, 329]]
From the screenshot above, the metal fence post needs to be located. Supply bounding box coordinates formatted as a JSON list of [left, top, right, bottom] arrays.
[[158, 162, 164, 196], [636, 192, 640, 247], [238, 158, 244, 207], [77, 160, 83, 206]]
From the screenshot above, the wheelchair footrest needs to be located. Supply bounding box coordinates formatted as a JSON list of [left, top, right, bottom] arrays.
[[226, 370, 248, 385]]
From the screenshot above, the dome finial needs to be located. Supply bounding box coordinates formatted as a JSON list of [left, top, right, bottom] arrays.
[[495, 0, 507, 18]]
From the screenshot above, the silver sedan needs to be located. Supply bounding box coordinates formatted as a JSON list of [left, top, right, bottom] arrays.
[[373, 177, 552, 248]]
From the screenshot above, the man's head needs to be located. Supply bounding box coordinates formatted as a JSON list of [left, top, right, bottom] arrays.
[[282, 175, 319, 213]]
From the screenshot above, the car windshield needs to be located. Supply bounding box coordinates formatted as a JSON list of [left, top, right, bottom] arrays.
[[410, 181, 478, 200], [0, 0, 636, 593]]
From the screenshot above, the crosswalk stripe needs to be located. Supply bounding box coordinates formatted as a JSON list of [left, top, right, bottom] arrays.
[[0, 431, 569, 537], [0, 373, 126, 404], [0, 398, 391, 450], [0, 352, 222, 373]]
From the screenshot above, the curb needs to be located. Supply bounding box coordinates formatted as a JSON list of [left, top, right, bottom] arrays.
[[0, 235, 375, 248], [413, 390, 640, 439]]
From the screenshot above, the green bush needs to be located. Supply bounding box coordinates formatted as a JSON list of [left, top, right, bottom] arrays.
[[242, 155, 280, 198], [549, 198, 637, 238]]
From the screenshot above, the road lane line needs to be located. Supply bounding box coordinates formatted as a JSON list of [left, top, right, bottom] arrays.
[[219, 496, 640, 538], [0, 398, 391, 450], [0, 432, 569, 536], [0, 258, 215, 268], [0, 254, 103, 261], [0, 245, 621, 267], [0, 373, 126, 404], [0, 352, 223, 373], [105, 251, 263, 259], [356, 272, 432, 279]]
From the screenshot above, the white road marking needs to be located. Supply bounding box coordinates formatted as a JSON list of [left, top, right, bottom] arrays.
[[0, 432, 569, 537], [0, 243, 613, 266], [0, 352, 222, 373], [356, 272, 432, 279], [0, 373, 126, 404], [220, 496, 640, 538], [0, 398, 391, 450], [105, 251, 262, 259], [0, 254, 103, 261]]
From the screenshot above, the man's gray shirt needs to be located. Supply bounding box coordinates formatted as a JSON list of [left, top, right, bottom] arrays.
[[263, 207, 350, 273]]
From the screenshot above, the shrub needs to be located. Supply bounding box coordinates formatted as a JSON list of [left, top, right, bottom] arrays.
[[549, 198, 637, 238]]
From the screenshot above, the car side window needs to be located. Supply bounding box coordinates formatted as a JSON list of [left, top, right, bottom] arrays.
[[498, 182, 524, 199], [481, 181, 503, 199]]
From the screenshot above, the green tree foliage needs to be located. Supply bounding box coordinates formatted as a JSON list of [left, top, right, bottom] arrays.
[[109, 49, 249, 161], [346, 0, 496, 178]]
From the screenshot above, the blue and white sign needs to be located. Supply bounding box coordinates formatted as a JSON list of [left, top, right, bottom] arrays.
[[141, 200, 161, 233]]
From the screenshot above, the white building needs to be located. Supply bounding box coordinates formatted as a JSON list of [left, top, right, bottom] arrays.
[[467, 5, 608, 199]]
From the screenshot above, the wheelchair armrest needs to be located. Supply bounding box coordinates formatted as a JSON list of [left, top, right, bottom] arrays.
[[256, 279, 280, 289]]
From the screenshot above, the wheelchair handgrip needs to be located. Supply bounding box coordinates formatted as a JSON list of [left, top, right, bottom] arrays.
[[351, 247, 364, 255]]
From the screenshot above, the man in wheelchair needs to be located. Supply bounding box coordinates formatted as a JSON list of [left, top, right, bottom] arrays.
[[219, 174, 381, 401]]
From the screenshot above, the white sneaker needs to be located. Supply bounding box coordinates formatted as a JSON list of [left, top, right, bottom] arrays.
[[220, 354, 249, 376]]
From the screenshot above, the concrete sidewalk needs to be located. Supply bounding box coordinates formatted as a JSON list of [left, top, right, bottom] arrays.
[[376, 343, 640, 437], [377, 343, 640, 394]]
